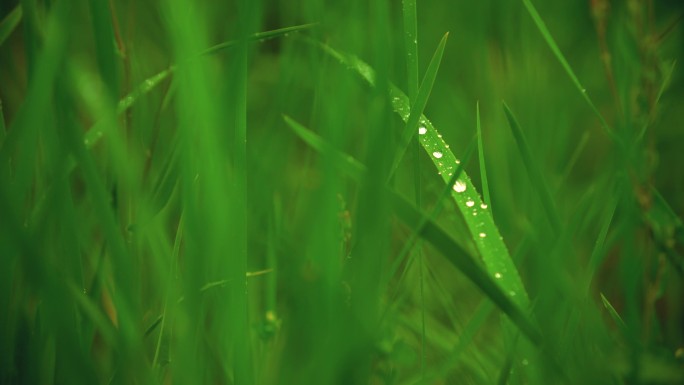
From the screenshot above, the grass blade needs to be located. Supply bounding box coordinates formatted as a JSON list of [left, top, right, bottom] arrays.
[[600, 293, 627, 330], [502, 101, 562, 236], [476, 101, 491, 206], [201, 23, 316, 55], [0, 99, 6, 146], [402, 0, 419, 102], [521, 0, 617, 141], [390, 32, 449, 178], [0, 5, 22, 46], [314, 41, 532, 314], [284, 116, 541, 345]]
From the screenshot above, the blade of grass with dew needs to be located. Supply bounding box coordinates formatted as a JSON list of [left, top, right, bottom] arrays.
[[521, 0, 617, 141], [284, 116, 541, 344], [385, 140, 476, 292], [502, 102, 562, 236], [0, 5, 22, 46], [310, 42, 532, 310], [476, 101, 491, 207], [390, 32, 449, 178]]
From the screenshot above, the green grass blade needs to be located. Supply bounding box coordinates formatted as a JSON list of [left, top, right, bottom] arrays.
[[585, 198, 619, 289], [391, 194, 541, 345], [390, 32, 449, 178], [521, 0, 617, 141], [0, 99, 6, 146], [600, 293, 627, 330], [285, 116, 541, 345], [201, 23, 316, 55], [87, 0, 119, 96], [314, 41, 532, 314], [283, 115, 367, 178], [0, 4, 22, 46], [637, 60, 677, 142], [476, 101, 491, 206], [402, 0, 419, 102], [646, 188, 684, 275], [386, 140, 476, 289], [502, 101, 562, 236]]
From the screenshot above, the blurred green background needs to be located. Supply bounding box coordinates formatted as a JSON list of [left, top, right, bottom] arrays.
[[1, 0, 683, 384]]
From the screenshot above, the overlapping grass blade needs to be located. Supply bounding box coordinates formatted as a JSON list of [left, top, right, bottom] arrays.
[[390, 32, 449, 178], [0, 5, 22, 46], [476, 102, 491, 206], [284, 116, 541, 345], [312, 42, 532, 312], [387, 140, 476, 290], [502, 102, 562, 236], [521, 0, 617, 141]]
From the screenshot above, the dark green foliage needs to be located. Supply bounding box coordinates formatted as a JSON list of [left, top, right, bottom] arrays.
[[0, 1, 683, 384]]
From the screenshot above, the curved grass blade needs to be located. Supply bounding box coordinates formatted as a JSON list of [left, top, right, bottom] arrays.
[[476, 101, 491, 206], [387, 140, 476, 289], [390, 32, 449, 179], [313, 41, 532, 311], [502, 102, 562, 236], [283, 115, 541, 345], [521, 0, 617, 142], [0, 4, 22, 46]]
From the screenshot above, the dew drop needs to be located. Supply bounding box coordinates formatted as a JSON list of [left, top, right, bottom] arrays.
[[453, 180, 466, 193], [432, 151, 443, 159], [479, 232, 487, 238], [509, 290, 516, 296], [466, 200, 475, 207], [455, 159, 461, 164], [480, 203, 488, 209], [418, 126, 427, 135], [494, 272, 502, 279]]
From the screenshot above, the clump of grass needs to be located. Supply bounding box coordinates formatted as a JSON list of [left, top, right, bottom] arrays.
[[1, 1, 683, 384]]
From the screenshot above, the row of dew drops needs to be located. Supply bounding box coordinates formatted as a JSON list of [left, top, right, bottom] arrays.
[[392, 95, 516, 298]]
